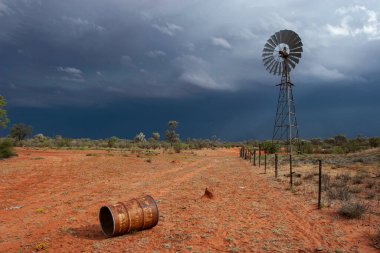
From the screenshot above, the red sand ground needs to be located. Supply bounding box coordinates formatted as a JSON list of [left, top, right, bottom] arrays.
[[0, 148, 378, 252]]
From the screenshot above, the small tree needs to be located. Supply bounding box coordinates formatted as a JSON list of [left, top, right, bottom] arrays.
[[369, 137, 380, 148], [108, 136, 118, 148], [134, 132, 146, 143], [0, 95, 9, 130], [260, 140, 279, 154], [10, 123, 33, 141], [165, 120, 179, 147], [151, 132, 160, 142], [334, 134, 348, 146]]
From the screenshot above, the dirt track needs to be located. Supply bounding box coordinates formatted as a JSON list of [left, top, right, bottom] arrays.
[[0, 148, 378, 252]]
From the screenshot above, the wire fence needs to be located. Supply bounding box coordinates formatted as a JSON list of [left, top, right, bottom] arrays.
[[239, 146, 380, 213]]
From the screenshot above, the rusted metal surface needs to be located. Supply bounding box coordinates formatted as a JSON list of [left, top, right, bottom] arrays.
[[99, 195, 159, 237]]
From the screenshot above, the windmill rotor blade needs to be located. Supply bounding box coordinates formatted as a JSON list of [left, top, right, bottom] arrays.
[[262, 49, 273, 55], [290, 41, 303, 49], [271, 34, 279, 46], [262, 55, 273, 61], [286, 30, 295, 44], [262, 52, 273, 59], [273, 62, 278, 75], [263, 47, 274, 53], [290, 47, 303, 53], [264, 42, 275, 50], [267, 38, 276, 48], [266, 60, 276, 73], [288, 35, 300, 48], [281, 30, 291, 44], [276, 31, 282, 44], [262, 53, 273, 59], [280, 62, 285, 75], [287, 58, 296, 69], [288, 40, 300, 50], [265, 58, 275, 68], [266, 38, 276, 49], [277, 62, 282, 76], [289, 52, 302, 58], [275, 32, 281, 45], [277, 61, 282, 75], [288, 55, 299, 64], [276, 62, 282, 75], [269, 61, 277, 74], [263, 57, 274, 66]]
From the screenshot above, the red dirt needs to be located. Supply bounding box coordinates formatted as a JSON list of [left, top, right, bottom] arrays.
[[0, 148, 378, 252]]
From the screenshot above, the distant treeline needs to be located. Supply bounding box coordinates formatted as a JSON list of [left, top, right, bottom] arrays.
[[1, 133, 379, 155], [242, 135, 380, 154]]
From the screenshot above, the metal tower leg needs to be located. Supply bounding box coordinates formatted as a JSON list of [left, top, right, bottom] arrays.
[[272, 70, 300, 154]]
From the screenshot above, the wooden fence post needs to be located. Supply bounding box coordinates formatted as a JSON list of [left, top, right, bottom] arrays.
[[290, 154, 293, 188], [275, 154, 278, 178], [264, 151, 267, 174], [253, 149, 256, 166], [318, 160, 322, 209], [258, 144, 261, 168]]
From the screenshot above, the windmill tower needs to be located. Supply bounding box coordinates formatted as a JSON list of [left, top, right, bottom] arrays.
[[262, 30, 303, 154]]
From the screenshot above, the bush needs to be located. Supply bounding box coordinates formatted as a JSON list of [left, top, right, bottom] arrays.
[[328, 187, 351, 201], [260, 141, 279, 154], [173, 142, 189, 153], [338, 202, 367, 218], [374, 227, 380, 248], [336, 174, 351, 183], [352, 174, 364, 185], [369, 137, 380, 148], [0, 139, 15, 159], [321, 174, 331, 191]]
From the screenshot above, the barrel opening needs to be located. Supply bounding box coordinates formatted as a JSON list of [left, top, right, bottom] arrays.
[[99, 206, 115, 236]]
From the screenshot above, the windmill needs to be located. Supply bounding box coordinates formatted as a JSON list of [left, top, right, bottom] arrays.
[[262, 30, 303, 155]]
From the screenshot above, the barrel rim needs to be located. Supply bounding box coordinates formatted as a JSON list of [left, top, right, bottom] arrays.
[[144, 195, 159, 226], [99, 205, 116, 237]]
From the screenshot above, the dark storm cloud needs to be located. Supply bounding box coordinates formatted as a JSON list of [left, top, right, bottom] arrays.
[[0, 0, 379, 139]]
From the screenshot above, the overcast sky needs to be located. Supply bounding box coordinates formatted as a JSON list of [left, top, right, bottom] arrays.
[[0, 0, 379, 140]]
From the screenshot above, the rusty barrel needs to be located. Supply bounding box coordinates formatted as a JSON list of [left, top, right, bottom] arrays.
[[99, 195, 159, 237]]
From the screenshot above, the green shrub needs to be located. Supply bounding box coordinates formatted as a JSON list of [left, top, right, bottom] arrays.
[[369, 137, 380, 148], [0, 139, 15, 158], [260, 141, 279, 154], [173, 142, 189, 153]]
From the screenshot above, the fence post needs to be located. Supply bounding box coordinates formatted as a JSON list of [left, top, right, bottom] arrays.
[[264, 151, 267, 174], [275, 154, 278, 178], [258, 144, 261, 168], [249, 150, 252, 163], [318, 160, 322, 209], [290, 154, 293, 188], [253, 149, 256, 166]]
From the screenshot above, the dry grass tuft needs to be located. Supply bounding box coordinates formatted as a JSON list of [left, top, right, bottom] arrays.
[[338, 201, 367, 218]]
